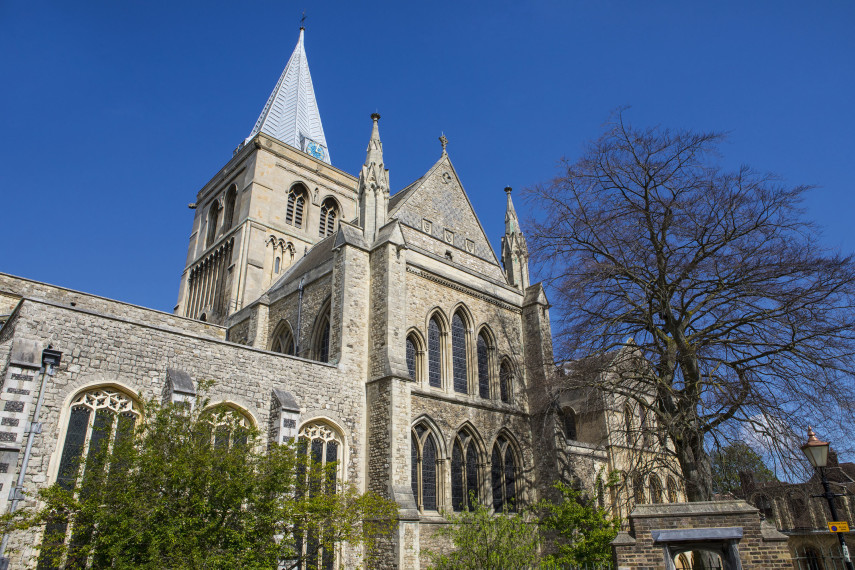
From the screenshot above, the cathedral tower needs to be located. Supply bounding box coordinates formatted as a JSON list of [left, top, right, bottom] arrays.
[[174, 29, 358, 324]]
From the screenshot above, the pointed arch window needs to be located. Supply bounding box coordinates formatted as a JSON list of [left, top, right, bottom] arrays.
[[451, 313, 468, 394], [562, 407, 577, 440], [406, 333, 423, 382], [271, 321, 295, 356], [206, 201, 221, 247], [667, 476, 679, 503], [491, 436, 518, 512], [313, 306, 331, 363], [411, 425, 438, 512], [624, 403, 635, 446], [640, 407, 653, 447], [296, 421, 342, 570], [633, 474, 645, 505], [318, 198, 339, 238], [286, 185, 308, 228], [451, 432, 480, 511], [428, 317, 442, 388], [40, 388, 141, 568], [476, 333, 490, 399], [223, 185, 237, 232], [649, 475, 664, 503], [200, 405, 252, 449], [499, 360, 513, 403]]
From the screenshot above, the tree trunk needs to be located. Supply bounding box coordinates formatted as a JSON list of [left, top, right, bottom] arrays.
[[673, 429, 713, 502]]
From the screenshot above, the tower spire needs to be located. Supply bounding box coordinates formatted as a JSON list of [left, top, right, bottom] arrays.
[[246, 28, 330, 164], [501, 187, 530, 290], [357, 113, 390, 243]]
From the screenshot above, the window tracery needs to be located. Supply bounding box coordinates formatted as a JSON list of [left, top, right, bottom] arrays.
[[451, 430, 480, 511], [271, 321, 296, 356], [451, 313, 468, 394], [491, 436, 518, 512], [411, 424, 439, 512], [286, 185, 308, 228], [318, 198, 339, 238], [428, 317, 442, 388], [476, 333, 490, 399]]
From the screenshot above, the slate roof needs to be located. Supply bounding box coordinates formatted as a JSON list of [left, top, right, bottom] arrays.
[[247, 28, 330, 164]]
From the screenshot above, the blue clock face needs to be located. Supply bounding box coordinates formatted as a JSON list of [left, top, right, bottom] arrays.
[[307, 141, 326, 161]]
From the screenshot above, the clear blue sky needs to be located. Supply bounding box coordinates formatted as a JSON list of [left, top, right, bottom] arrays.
[[2, 1, 853, 314]]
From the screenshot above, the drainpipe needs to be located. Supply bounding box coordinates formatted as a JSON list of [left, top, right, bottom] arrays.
[[295, 277, 305, 357], [0, 347, 63, 569]]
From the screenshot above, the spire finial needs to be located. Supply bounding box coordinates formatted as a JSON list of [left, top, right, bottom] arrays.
[[439, 133, 448, 155], [505, 186, 513, 195], [300, 10, 306, 30]]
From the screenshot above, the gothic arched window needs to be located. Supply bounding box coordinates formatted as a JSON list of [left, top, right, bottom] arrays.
[[624, 403, 635, 446], [312, 305, 331, 363], [451, 431, 480, 511], [428, 317, 442, 388], [649, 475, 664, 503], [633, 474, 645, 505], [451, 313, 468, 394], [200, 404, 253, 449], [206, 201, 221, 247], [285, 184, 308, 228], [406, 332, 423, 382], [640, 407, 653, 447], [318, 197, 339, 238], [41, 387, 141, 567], [476, 333, 490, 399], [296, 421, 342, 570], [491, 436, 518, 512], [562, 407, 577, 440], [667, 476, 679, 503], [271, 321, 295, 356], [223, 185, 237, 231], [498, 359, 513, 403], [411, 425, 438, 512]]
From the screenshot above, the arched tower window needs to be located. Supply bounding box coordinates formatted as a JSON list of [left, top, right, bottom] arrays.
[[296, 421, 343, 570], [312, 304, 331, 363], [285, 184, 308, 228], [274, 256, 281, 274], [271, 321, 295, 356], [498, 359, 513, 403], [411, 424, 439, 512], [206, 201, 221, 247], [222, 185, 237, 232], [406, 332, 424, 382], [318, 197, 339, 238], [451, 313, 468, 394], [649, 475, 664, 503], [476, 333, 490, 399], [428, 317, 443, 388], [451, 430, 481, 511], [491, 436, 518, 512], [667, 476, 679, 503]]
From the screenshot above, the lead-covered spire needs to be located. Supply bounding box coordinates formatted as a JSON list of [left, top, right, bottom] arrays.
[[246, 28, 331, 164], [501, 187, 530, 290], [358, 113, 390, 243]]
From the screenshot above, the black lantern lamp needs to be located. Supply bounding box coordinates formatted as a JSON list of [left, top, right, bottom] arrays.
[[801, 427, 854, 570]]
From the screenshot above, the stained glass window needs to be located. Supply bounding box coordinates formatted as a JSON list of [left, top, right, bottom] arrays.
[[422, 435, 437, 511], [411, 434, 419, 503], [465, 445, 478, 508], [452, 314, 467, 394], [667, 476, 678, 503], [491, 445, 503, 511], [477, 335, 490, 399], [504, 448, 516, 511], [649, 475, 663, 503], [428, 318, 441, 388], [297, 422, 342, 570], [315, 308, 331, 363], [499, 361, 512, 403], [406, 337, 416, 380], [491, 436, 518, 512], [451, 441, 464, 511]]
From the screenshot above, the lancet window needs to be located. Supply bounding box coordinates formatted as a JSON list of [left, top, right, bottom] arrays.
[[498, 359, 513, 403], [313, 304, 331, 363], [451, 430, 480, 512], [406, 332, 424, 382], [411, 424, 439, 512], [562, 407, 577, 440], [649, 474, 664, 503], [318, 197, 339, 238], [206, 201, 221, 248], [491, 436, 518, 512], [428, 317, 442, 388], [476, 333, 490, 399], [451, 313, 468, 394], [667, 476, 679, 503], [222, 184, 237, 232], [286, 185, 308, 228]]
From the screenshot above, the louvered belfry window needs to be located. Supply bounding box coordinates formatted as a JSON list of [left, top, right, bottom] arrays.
[[286, 186, 307, 228], [451, 314, 467, 394], [477, 334, 490, 398], [319, 198, 338, 238], [428, 318, 442, 388]]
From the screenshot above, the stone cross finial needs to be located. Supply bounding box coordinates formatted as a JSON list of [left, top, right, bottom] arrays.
[[439, 134, 448, 155]]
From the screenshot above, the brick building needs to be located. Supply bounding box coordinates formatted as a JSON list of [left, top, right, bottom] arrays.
[[0, 28, 678, 568]]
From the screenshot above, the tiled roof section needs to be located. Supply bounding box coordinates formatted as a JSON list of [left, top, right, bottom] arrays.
[[268, 233, 336, 293], [389, 154, 503, 274], [247, 28, 330, 164]]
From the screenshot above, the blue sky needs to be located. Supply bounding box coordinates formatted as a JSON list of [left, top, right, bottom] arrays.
[[2, 0, 853, 316]]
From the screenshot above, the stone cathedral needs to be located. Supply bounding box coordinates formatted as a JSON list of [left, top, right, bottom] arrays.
[[0, 29, 679, 568]]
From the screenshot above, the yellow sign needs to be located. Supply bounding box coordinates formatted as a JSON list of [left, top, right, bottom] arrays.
[[828, 522, 850, 533]]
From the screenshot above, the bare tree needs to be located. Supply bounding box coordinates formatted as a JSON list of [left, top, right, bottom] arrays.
[[526, 112, 855, 501]]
